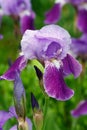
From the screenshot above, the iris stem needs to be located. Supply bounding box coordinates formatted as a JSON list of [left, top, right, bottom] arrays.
[[42, 97, 49, 130]]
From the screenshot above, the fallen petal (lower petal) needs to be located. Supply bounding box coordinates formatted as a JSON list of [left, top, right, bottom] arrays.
[[43, 62, 74, 101]]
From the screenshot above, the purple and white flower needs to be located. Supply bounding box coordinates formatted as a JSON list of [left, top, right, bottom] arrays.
[[20, 24, 82, 101], [0, 25, 82, 101]]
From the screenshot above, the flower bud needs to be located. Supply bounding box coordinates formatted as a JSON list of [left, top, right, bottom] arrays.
[[34, 65, 43, 81], [18, 117, 29, 130], [33, 110, 43, 130], [31, 93, 43, 130], [14, 72, 26, 120]]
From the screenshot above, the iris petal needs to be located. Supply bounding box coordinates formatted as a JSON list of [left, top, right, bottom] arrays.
[[44, 3, 61, 24], [62, 54, 82, 78], [0, 56, 27, 81], [43, 61, 74, 101], [20, 14, 35, 34]]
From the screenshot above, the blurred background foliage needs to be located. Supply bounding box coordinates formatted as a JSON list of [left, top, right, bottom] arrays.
[[0, 0, 87, 130]]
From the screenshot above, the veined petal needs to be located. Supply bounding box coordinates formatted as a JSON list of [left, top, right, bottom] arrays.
[[0, 56, 27, 81], [44, 3, 61, 24], [71, 100, 87, 117], [62, 54, 82, 78], [43, 61, 74, 101]]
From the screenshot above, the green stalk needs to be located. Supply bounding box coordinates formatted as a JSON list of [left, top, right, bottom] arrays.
[[42, 97, 49, 130]]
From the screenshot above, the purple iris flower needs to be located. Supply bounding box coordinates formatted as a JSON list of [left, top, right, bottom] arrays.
[[0, 106, 32, 130], [44, 0, 67, 24], [71, 34, 87, 59], [71, 100, 87, 117], [0, 25, 82, 101], [0, 0, 35, 33], [20, 24, 82, 101]]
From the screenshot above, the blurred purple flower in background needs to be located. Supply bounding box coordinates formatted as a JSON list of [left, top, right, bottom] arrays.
[[0, 0, 31, 15], [0, 0, 35, 34], [71, 100, 87, 117], [77, 3, 87, 33], [71, 34, 87, 58], [44, 2, 61, 24], [21, 24, 82, 101], [0, 34, 3, 39], [20, 10, 35, 34], [44, 0, 67, 24], [69, 0, 87, 33], [44, 0, 87, 32], [69, 0, 86, 5]]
